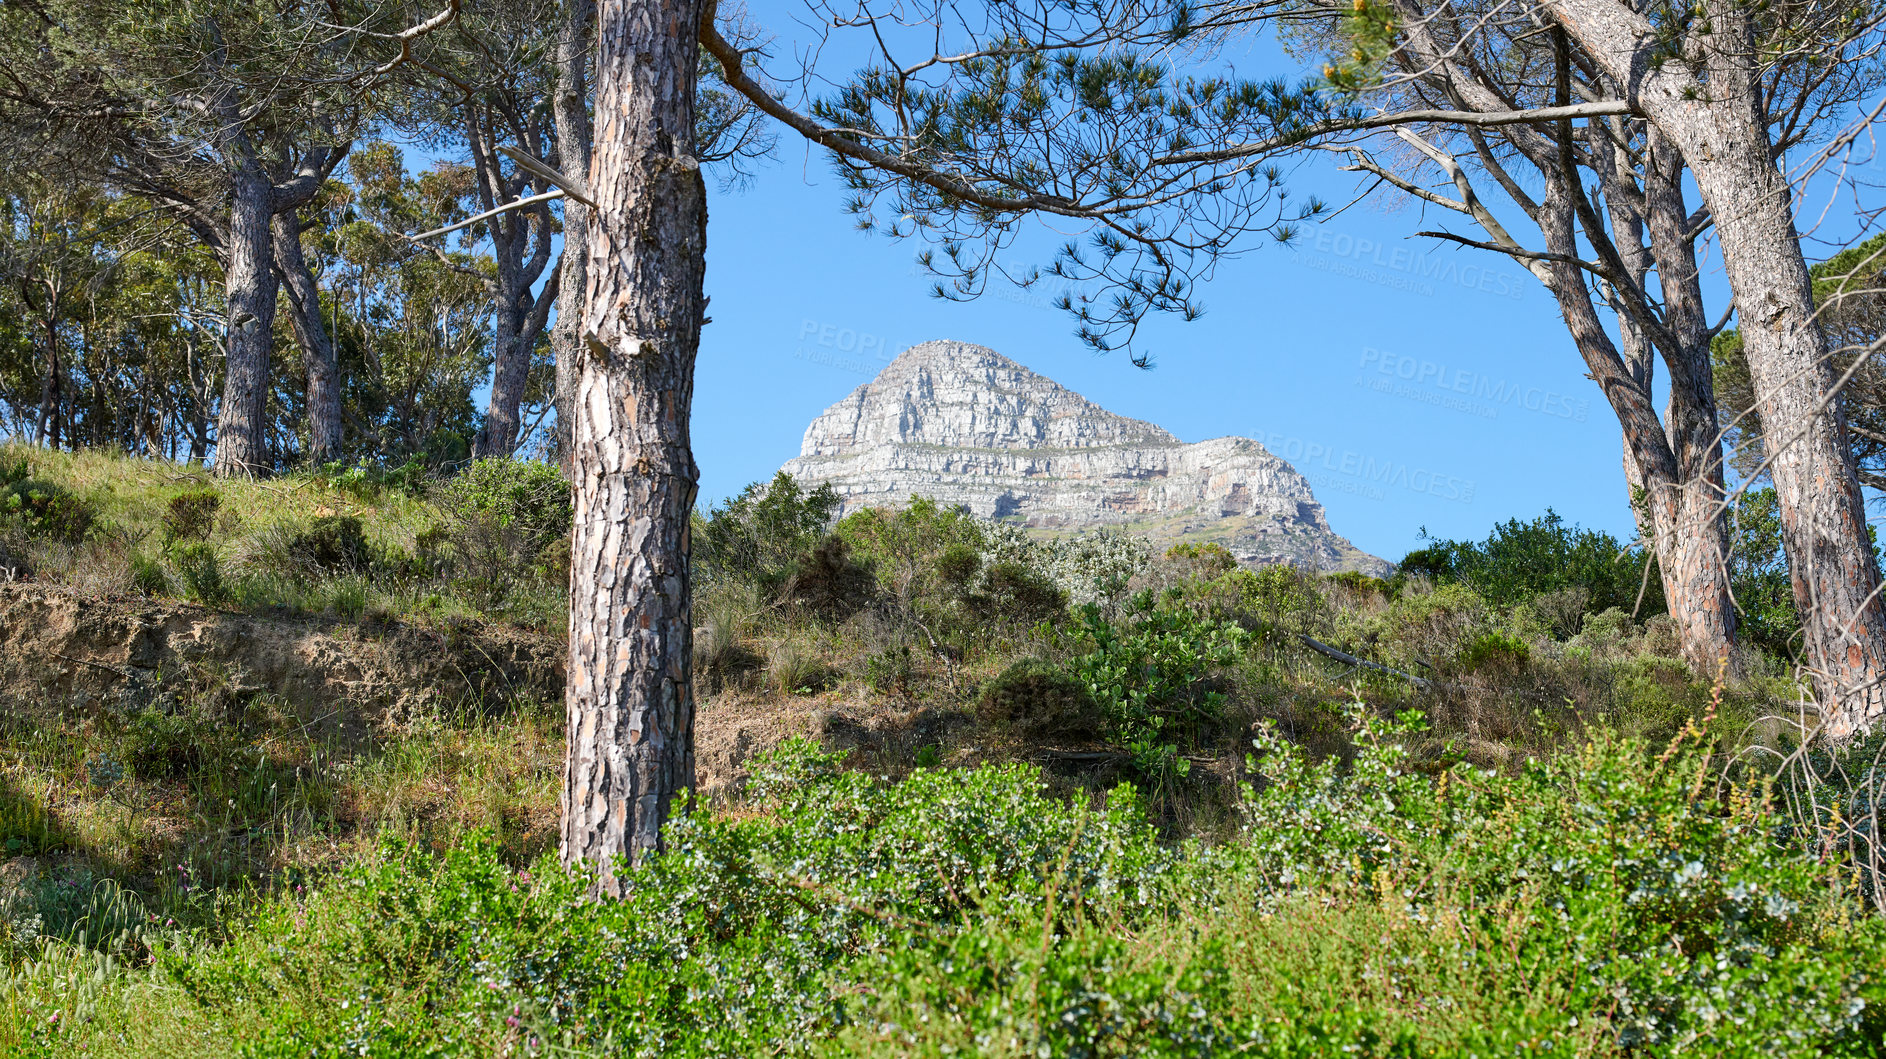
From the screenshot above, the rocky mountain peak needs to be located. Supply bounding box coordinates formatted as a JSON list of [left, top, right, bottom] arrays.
[[783, 340, 1389, 574]]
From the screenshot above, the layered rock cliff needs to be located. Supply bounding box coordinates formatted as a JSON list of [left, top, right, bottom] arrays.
[[782, 340, 1391, 574]]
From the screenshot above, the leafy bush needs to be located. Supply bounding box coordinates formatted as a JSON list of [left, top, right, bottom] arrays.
[[430, 459, 571, 611], [1399, 509, 1660, 621], [1458, 629, 1530, 672], [1238, 706, 1886, 1056], [1059, 596, 1250, 775], [775, 534, 876, 620], [0, 457, 92, 542], [161, 488, 220, 544], [308, 458, 432, 501], [168, 541, 227, 605], [134, 727, 1886, 1058], [437, 458, 572, 557], [836, 496, 986, 604], [164, 741, 1176, 1057], [697, 471, 841, 592], [286, 515, 371, 575], [976, 559, 1066, 625], [121, 706, 203, 780], [981, 522, 1152, 609], [977, 657, 1099, 739], [863, 643, 916, 695]]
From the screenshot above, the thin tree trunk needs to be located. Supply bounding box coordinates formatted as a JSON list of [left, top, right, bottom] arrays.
[[477, 297, 528, 458], [35, 293, 58, 449], [214, 159, 279, 477], [560, 0, 708, 893], [1551, 0, 1886, 735], [551, 0, 595, 474], [273, 210, 343, 464]]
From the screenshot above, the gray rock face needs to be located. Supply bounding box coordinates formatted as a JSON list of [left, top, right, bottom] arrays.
[[782, 340, 1391, 574]]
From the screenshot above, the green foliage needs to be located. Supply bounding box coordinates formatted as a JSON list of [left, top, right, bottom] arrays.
[[981, 523, 1152, 609], [160, 488, 219, 544], [1060, 596, 1250, 775], [437, 458, 571, 554], [286, 515, 371, 575], [836, 496, 986, 603], [977, 657, 1099, 738], [165, 741, 1177, 1057], [306, 458, 432, 502], [1240, 706, 1886, 1055], [1323, 569, 1391, 597], [0, 457, 92, 542], [1458, 628, 1530, 672], [698, 472, 842, 592], [431, 459, 571, 612], [1398, 510, 1661, 623], [862, 643, 916, 695], [775, 535, 876, 620], [1727, 487, 1800, 658], [168, 541, 226, 605], [1163, 540, 1239, 578], [92, 724, 1886, 1057], [976, 559, 1066, 625]]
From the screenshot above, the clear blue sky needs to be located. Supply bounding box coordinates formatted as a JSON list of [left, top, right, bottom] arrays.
[[690, 7, 1645, 564]]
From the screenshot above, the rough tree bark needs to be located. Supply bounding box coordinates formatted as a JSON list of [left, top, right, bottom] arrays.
[[214, 154, 280, 478], [550, 0, 595, 473], [1550, 0, 1886, 735], [559, 0, 708, 892], [273, 210, 343, 464]]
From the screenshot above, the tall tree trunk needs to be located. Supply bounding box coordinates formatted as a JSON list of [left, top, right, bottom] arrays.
[[560, 0, 708, 894], [551, 0, 596, 474], [273, 211, 342, 464], [215, 160, 279, 477], [477, 299, 529, 458], [1551, 0, 1886, 736]]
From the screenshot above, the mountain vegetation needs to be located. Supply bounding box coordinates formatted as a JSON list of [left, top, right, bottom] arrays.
[[3, 0, 1886, 1052]]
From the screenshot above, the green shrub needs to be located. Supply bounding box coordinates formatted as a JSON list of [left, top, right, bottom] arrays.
[[697, 471, 839, 592], [137, 727, 1886, 1059], [437, 458, 572, 556], [286, 515, 371, 575], [836, 496, 986, 604], [1398, 509, 1659, 620], [981, 523, 1152, 609], [169, 541, 227, 605], [308, 458, 431, 501], [776, 535, 876, 620], [128, 553, 168, 596], [933, 541, 981, 587], [977, 657, 1098, 739], [121, 706, 202, 780], [1323, 569, 1390, 598], [161, 489, 220, 544], [976, 560, 1066, 625], [863, 643, 916, 695], [1060, 596, 1249, 775], [0, 457, 93, 542], [1459, 629, 1530, 672], [163, 741, 1177, 1058]]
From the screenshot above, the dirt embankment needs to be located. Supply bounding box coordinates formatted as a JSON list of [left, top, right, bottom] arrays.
[[0, 585, 979, 797], [0, 585, 563, 735]]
